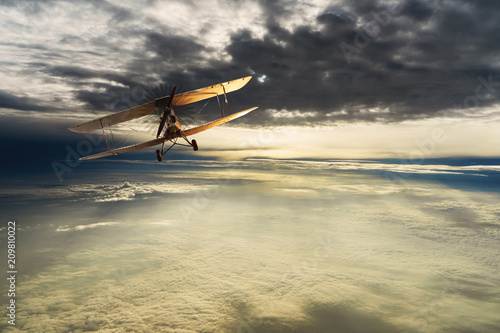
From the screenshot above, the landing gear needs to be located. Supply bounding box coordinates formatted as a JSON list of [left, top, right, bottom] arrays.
[[155, 137, 198, 161]]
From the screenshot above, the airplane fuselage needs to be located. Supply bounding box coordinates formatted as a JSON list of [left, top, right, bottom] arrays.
[[160, 107, 182, 139]]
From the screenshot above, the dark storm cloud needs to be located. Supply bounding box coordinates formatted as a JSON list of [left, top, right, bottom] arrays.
[[400, 0, 434, 21], [152, 0, 500, 125], [86, 0, 135, 22], [245, 0, 499, 122], [0, 90, 51, 112], [36, 62, 171, 112], [145, 32, 206, 62], [40, 64, 140, 89], [35, 65, 142, 111], [44, 65, 97, 79]]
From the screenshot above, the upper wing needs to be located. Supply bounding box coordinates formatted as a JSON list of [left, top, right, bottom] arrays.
[[68, 76, 253, 134], [171, 76, 252, 106], [183, 107, 258, 137], [79, 138, 165, 160], [68, 101, 156, 133]]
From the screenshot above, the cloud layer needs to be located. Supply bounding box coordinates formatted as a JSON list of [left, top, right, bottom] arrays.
[[1, 161, 499, 332]]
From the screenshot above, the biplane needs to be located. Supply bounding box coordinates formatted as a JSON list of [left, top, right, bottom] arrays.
[[68, 76, 257, 161]]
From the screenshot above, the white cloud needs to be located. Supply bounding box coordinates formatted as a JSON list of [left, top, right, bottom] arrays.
[[0, 179, 217, 203], [56, 222, 119, 232], [149, 220, 171, 226]]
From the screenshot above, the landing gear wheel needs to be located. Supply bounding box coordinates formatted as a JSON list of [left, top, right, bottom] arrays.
[[156, 149, 163, 162], [192, 139, 198, 151]]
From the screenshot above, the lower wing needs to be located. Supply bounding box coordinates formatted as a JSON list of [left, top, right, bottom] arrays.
[[183, 107, 258, 136], [79, 138, 165, 160], [79, 106, 258, 160]]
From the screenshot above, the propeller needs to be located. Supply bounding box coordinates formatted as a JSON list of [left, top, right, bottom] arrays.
[[156, 84, 177, 138]]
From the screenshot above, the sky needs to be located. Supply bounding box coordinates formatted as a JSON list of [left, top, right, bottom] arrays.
[[1, 0, 500, 332], [1, 0, 500, 161]]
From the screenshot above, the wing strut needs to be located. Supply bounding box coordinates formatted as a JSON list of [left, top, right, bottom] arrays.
[[100, 120, 112, 151], [222, 85, 231, 115], [100, 119, 118, 155], [109, 125, 118, 150], [216, 93, 223, 117]]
